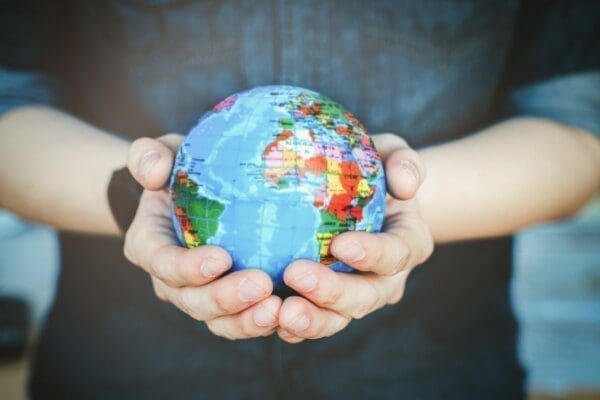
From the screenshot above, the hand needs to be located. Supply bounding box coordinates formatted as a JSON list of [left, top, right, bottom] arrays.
[[277, 134, 434, 343], [123, 134, 281, 340]]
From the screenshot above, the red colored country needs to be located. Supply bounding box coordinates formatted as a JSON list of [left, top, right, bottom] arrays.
[[339, 161, 362, 197], [304, 156, 327, 174]]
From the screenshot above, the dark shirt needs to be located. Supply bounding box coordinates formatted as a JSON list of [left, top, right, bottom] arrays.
[[1, 1, 599, 399]]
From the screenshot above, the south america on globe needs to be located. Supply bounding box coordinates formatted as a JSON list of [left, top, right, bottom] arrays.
[[169, 85, 386, 287]]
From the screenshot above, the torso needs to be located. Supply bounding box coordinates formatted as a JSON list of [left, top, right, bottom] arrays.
[[31, 1, 525, 398]]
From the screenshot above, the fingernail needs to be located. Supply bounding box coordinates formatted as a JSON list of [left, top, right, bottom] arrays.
[[289, 313, 310, 333], [238, 278, 267, 302], [399, 159, 419, 183], [200, 258, 228, 278], [337, 240, 365, 263], [292, 271, 318, 292], [140, 151, 160, 178], [253, 304, 277, 327]]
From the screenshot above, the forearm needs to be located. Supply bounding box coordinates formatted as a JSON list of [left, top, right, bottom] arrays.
[[418, 117, 600, 243], [0, 106, 129, 235]]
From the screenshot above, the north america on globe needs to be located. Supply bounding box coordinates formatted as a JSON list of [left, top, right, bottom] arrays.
[[169, 85, 386, 286]]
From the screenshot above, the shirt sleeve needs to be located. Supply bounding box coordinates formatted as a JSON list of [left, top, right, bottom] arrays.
[[503, 0, 600, 136], [0, 68, 57, 115], [507, 72, 600, 137], [0, 2, 59, 116]]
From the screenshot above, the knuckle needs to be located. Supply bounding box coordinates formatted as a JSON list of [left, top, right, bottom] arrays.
[[123, 239, 135, 264], [387, 276, 407, 305], [423, 240, 434, 263], [205, 320, 219, 335], [315, 323, 331, 339], [179, 289, 202, 321], [148, 252, 165, 280], [382, 264, 401, 277], [160, 133, 184, 146], [205, 320, 235, 340], [161, 132, 181, 140], [379, 236, 408, 276], [388, 287, 405, 305], [416, 227, 434, 264], [354, 281, 382, 319], [134, 229, 154, 261], [400, 147, 418, 160], [354, 297, 378, 319], [138, 228, 155, 253], [149, 246, 178, 284], [352, 302, 371, 319], [318, 285, 342, 308], [132, 137, 155, 153], [122, 227, 140, 265], [323, 316, 349, 338], [424, 230, 434, 256], [302, 326, 320, 340], [395, 245, 412, 272], [382, 133, 407, 148], [210, 285, 233, 315], [183, 253, 210, 284], [152, 281, 167, 301], [380, 133, 397, 143], [238, 320, 255, 338], [371, 242, 387, 273], [396, 136, 409, 148]]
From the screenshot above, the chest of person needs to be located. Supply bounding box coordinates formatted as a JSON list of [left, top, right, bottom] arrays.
[[69, 0, 519, 145]]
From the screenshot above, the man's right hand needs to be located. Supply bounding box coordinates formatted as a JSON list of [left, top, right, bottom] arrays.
[[123, 134, 281, 340]]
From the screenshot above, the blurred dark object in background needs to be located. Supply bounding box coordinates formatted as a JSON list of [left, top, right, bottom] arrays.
[[0, 296, 30, 362]]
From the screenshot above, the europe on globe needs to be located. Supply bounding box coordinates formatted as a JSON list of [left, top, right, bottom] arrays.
[[169, 85, 386, 286]]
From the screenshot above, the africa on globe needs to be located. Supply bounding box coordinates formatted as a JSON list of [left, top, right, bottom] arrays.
[[169, 85, 386, 286]]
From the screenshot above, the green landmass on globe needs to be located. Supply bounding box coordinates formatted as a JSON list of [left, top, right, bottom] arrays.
[[171, 171, 225, 247], [169, 85, 386, 284]]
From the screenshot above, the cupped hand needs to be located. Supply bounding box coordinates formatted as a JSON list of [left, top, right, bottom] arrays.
[[123, 134, 280, 340], [277, 134, 434, 343]]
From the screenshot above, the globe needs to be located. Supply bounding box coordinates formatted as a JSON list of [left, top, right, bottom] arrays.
[[169, 85, 386, 287]]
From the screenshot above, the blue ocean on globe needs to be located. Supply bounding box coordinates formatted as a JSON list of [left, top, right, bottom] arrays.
[[169, 85, 386, 286]]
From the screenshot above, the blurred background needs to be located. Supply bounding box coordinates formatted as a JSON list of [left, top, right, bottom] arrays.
[[1, 199, 599, 399]]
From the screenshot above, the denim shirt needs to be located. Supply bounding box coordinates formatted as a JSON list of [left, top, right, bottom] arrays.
[[1, 1, 599, 399]]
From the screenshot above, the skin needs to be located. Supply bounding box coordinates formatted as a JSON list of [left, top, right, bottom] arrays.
[[1, 106, 599, 342]]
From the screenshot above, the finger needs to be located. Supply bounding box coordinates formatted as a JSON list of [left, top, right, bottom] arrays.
[[151, 276, 168, 301], [372, 133, 425, 200], [157, 133, 184, 152], [277, 328, 305, 344], [145, 243, 232, 288], [124, 193, 232, 287], [206, 295, 281, 340], [385, 149, 424, 200], [278, 296, 350, 340], [284, 260, 404, 319], [371, 133, 410, 159], [330, 230, 409, 275], [154, 269, 273, 321], [384, 209, 434, 269], [127, 133, 184, 190]]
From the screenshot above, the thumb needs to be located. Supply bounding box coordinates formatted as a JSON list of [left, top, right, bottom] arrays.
[[127, 133, 184, 190], [372, 133, 426, 200]]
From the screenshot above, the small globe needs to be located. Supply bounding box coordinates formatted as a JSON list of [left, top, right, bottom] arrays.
[[169, 85, 386, 286]]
